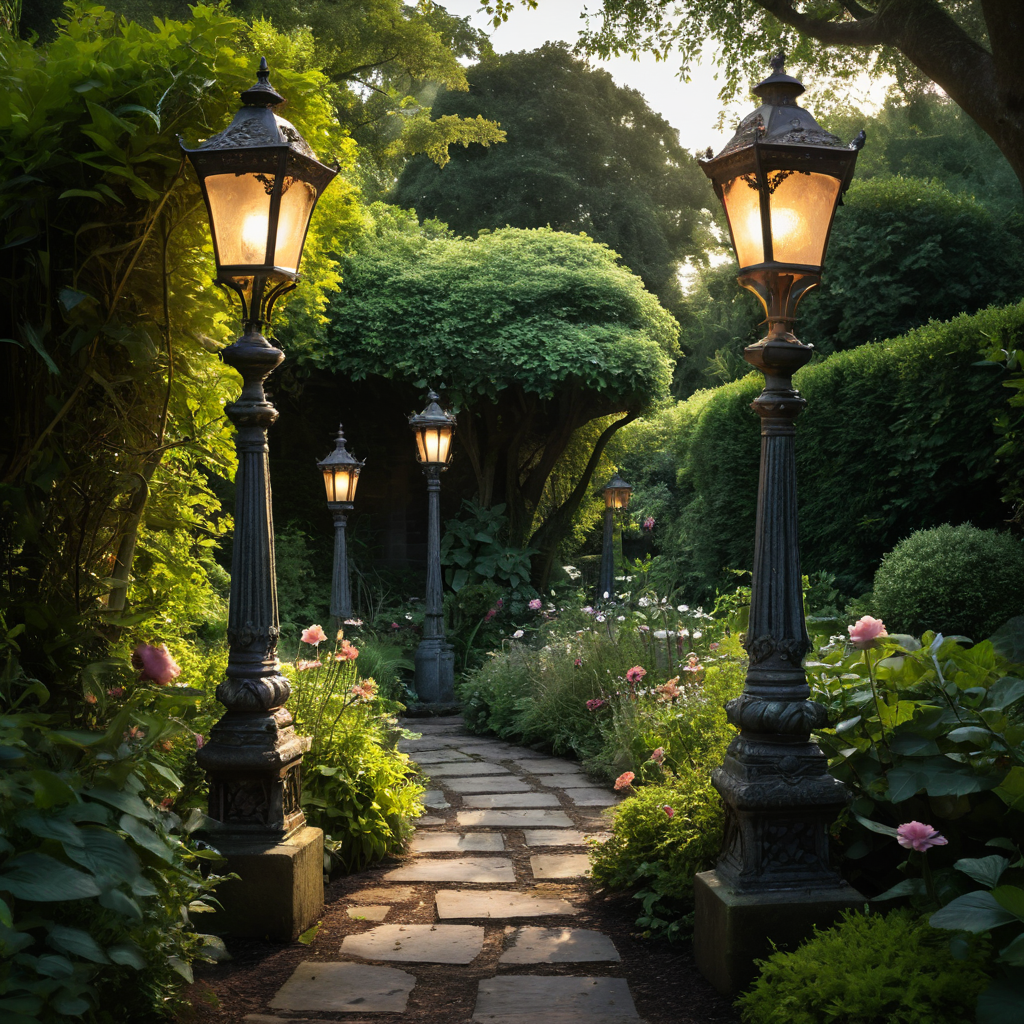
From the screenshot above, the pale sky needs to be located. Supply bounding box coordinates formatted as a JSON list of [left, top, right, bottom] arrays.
[[440, 0, 888, 154]]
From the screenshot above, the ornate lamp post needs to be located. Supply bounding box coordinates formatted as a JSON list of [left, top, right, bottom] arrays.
[[180, 58, 337, 940], [318, 424, 364, 623], [692, 54, 864, 993], [596, 473, 631, 603], [408, 390, 456, 703]]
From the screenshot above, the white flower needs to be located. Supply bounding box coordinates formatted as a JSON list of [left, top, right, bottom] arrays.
[[638, 597, 650, 607], [678, 604, 690, 612], [596, 614, 606, 622], [512, 629, 524, 639], [693, 631, 703, 639], [603, 591, 610, 599], [617, 615, 625, 621]]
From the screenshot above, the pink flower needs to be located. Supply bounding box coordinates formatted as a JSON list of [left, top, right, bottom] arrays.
[[709, 642, 720, 652], [132, 643, 181, 685], [683, 654, 703, 673], [484, 608, 497, 622], [391, 621, 400, 629], [656, 678, 680, 701], [84, 693, 97, 704], [896, 821, 948, 852], [625, 666, 647, 684], [614, 771, 635, 791], [351, 680, 376, 700], [643, 516, 655, 531], [106, 687, 124, 699], [496, 598, 503, 608], [335, 640, 359, 661], [848, 615, 888, 649], [529, 598, 542, 611], [586, 698, 605, 711], [574, 657, 583, 668], [296, 659, 322, 671], [194, 733, 205, 750], [638, 624, 650, 632], [301, 624, 328, 645], [123, 725, 145, 743], [160, 797, 174, 809], [662, 805, 674, 818], [649, 747, 665, 764]]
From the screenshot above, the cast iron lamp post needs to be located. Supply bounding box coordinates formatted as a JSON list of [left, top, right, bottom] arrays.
[[318, 424, 364, 623], [409, 390, 456, 703], [596, 473, 631, 603], [180, 58, 336, 940], [692, 53, 864, 993]]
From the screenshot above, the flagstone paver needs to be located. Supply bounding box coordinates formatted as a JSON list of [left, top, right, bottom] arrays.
[[513, 759, 585, 772], [471, 976, 639, 1022], [499, 926, 620, 964], [530, 854, 592, 879], [410, 832, 505, 853], [536, 775, 603, 788], [522, 829, 589, 847], [383, 857, 516, 883], [456, 808, 574, 828], [421, 789, 450, 808], [412, 814, 447, 826], [411, 749, 474, 763], [435, 889, 579, 919], [346, 905, 390, 921], [269, 962, 415, 1013], [563, 788, 622, 807], [461, 793, 560, 809], [348, 885, 415, 902], [444, 776, 534, 794], [424, 762, 512, 777], [341, 924, 485, 964]]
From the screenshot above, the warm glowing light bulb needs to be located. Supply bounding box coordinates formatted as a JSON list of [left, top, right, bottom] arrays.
[[770, 205, 800, 249], [241, 212, 268, 263]]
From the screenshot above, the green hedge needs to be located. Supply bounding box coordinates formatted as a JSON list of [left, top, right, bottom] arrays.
[[623, 301, 1022, 598]]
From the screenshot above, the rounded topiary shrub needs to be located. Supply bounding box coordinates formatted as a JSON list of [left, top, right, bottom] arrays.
[[736, 908, 990, 1024], [872, 523, 1024, 639]]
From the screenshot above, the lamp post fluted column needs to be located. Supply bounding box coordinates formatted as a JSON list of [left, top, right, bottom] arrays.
[[318, 424, 364, 627], [597, 505, 615, 603], [331, 510, 352, 621]]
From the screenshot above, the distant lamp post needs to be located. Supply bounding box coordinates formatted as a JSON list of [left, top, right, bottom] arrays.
[[692, 53, 864, 993], [597, 473, 631, 603], [409, 390, 456, 703], [180, 57, 337, 941], [318, 424, 364, 623]]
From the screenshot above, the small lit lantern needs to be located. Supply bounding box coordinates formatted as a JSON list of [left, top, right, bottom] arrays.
[[409, 390, 456, 467], [180, 58, 338, 325], [700, 53, 863, 326], [318, 424, 364, 508], [602, 473, 632, 510]]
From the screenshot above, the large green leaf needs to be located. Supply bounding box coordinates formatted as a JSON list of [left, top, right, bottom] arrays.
[[63, 826, 141, 884], [930, 891, 1018, 933], [0, 854, 101, 901], [887, 755, 998, 802], [955, 856, 1010, 888], [46, 924, 109, 964], [977, 973, 1024, 1024], [119, 814, 175, 862], [992, 886, 1024, 921]]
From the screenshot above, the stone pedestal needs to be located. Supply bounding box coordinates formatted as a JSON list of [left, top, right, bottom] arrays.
[[205, 825, 324, 942], [414, 636, 455, 703], [693, 870, 861, 995]]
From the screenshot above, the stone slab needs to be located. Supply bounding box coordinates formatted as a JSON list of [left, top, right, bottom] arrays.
[[409, 749, 473, 763], [457, 808, 573, 828], [347, 905, 390, 922], [421, 790, 450, 809], [536, 775, 599, 788], [523, 829, 588, 847], [383, 857, 516, 883], [342, 923, 485, 964], [500, 926, 620, 964], [425, 762, 512, 777], [444, 776, 533, 794], [564, 789, 621, 807], [269, 962, 414, 1013], [349, 886, 414, 903], [413, 815, 447, 826], [530, 854, 591, 880], [410, 832, 506, 853], [436, 889, 579, 919], [398, 738, 449, 752], [462, 793, 560, 809], [694, 870, 863, 995], [514, 760, 584, 773], [471, 976, 638, 1022]]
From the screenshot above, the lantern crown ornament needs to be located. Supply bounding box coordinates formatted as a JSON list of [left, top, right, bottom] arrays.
[[180, 58, 338, 329], [318, 424, 364, 508], [700, 53, 864, 337], [409, 390, 456, 468], [601, 472, 632, 510]]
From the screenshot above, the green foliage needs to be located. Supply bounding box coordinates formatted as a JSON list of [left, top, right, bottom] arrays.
[[872, 525, 1024, 639], [800, 177, 1024, 354], [441, 501, 537, 597], [736, 908, 991, 1024], [620, 302, 1021, 600], [588, 773, 723, 940], [392, 42, 713, 305], [274, 524, 331, 631]]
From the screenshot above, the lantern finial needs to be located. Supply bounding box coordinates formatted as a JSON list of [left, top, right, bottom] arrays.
[[241, 56, 284, 107], [770, 51, 785, 75]]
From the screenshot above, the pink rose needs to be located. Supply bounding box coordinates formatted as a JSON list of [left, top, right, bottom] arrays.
[[848, 615, 888, 649], [643, 516, 655, 531], [614, 771, 635, 791], [529, 598, 542, 611], [896, 821, 948, 852], [625, 665, 647, 684], [301, 624, 328, 645], [391, 622, 400, 629], [662, 805, 674, 818], [586, 698, 605, 710], [650, 747, 665, 764], [194, 733, 205, 750], [131, 643, 181, 685]]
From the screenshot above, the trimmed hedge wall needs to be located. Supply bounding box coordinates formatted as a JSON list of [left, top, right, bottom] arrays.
[[623, 302, 1023, 598]]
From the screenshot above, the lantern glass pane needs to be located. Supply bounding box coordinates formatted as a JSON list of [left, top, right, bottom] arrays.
[[275, 177, 317, 273], [606, 488, 631, 509], [769, 171, 841, 268], [721, 175, 764, 269], [334, 467, 353, 503], [321, 467, 336, 503], [435, 426, 453, 465], [346, 469, 361, 502], [205, 173, 274, 267]]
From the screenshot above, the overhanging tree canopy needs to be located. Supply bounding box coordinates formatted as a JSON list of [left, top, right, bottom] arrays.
[[310, 213, 679, 585]]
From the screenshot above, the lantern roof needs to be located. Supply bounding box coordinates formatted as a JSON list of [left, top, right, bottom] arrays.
[[409, 390, 456, 430], [317, 424, 364, 471], [602, 472, 631, 493]]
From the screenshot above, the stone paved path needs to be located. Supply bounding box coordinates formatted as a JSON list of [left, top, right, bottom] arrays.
[[199, 717, 739, 1024]]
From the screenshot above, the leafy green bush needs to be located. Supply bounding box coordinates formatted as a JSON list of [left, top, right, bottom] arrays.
[[736, 908, 991, 1024], [872, 524, 1024, 639], [589, 772, 723, 940]]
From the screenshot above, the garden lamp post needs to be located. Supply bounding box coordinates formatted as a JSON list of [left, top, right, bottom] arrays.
[[318, 424, 364, 623], [692, 54, 864, 993], [596, 472, 631, 603], [409, 390, 456, 703], [181, 57, 337, 940]]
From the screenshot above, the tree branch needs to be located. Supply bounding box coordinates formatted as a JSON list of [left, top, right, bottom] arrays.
[[757, 0, 887, 46]]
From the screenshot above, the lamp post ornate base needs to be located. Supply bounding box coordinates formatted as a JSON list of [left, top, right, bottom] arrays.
[[196, 328, 323, 941], [693, 326, 859, 994]]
